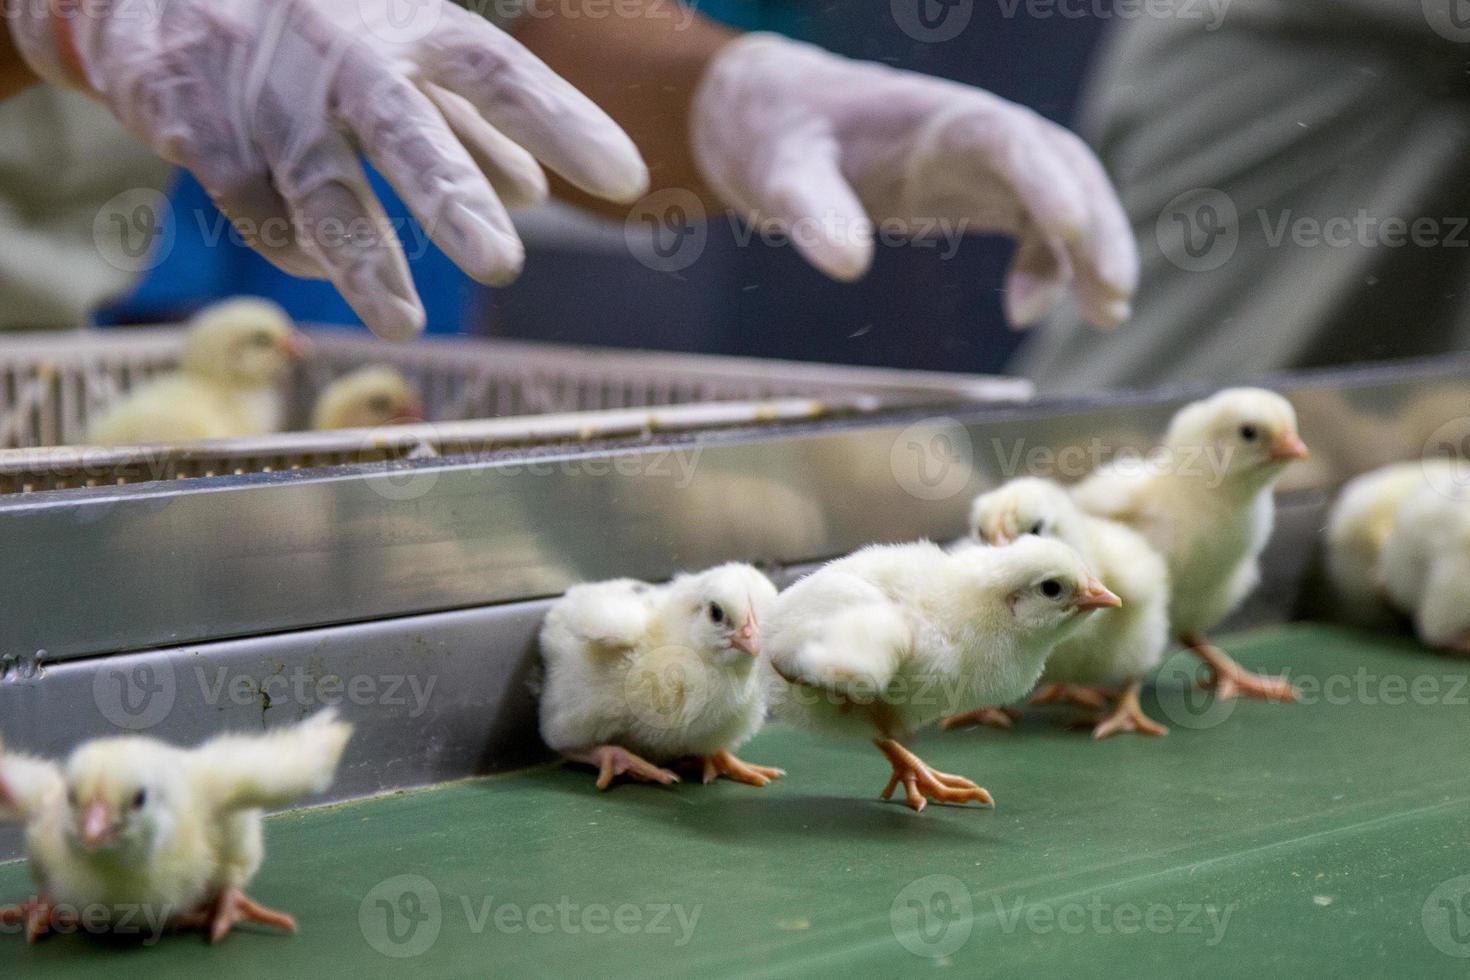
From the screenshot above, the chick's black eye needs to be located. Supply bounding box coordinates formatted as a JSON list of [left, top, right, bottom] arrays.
[[708, 602, 725, 624], [1029, 522, 1045, 536], [367, 395, 393, 413], [1040, 579, 1062, 599], [1239, 424, 1258, 441], [253, 332, 275, 348], [132, 789, 147, 809]]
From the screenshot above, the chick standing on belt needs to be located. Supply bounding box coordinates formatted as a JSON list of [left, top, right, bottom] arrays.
[[1379, 480, 1470, 655], [944, 478, 1170, 739], [310, 366, 425, 430], [765, 538, 1120, 812], [538, 564, 785, 790], [0, 709, 352, 943], [1323, 460, 1456, 626], [85, 298, 308, 445], [1073, 388, 1309, 701]]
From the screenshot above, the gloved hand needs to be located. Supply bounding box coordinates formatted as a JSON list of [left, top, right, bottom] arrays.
[[690, 34, 1137, 329], [5, 0, 648, 340]]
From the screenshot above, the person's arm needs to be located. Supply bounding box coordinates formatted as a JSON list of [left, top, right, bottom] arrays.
[[514, 1, 736, 215], [517, 3, 1137, 330], [0, 21, 38, 100]]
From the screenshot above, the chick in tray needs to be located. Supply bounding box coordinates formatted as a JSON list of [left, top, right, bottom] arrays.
[[1379, 476, 1470, 655], [310, 365, 424, 430], [0, 710, 351, 943], [85, 298, 307, 446]]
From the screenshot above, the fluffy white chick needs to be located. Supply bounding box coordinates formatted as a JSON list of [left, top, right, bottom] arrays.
[[0, 709, 352, 944], [766, 538, 1120, 812], [539, 563, 784, 790], [310, 366, 424, 430], [1380, 481, 1470, 654], [1073, 387, 1308, 702], [943, 478, 1170, 739], [85, 298, 307, 446], [1323, 460, 1459, 625]]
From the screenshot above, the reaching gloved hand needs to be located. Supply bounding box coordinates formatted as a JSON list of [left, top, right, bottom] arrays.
[[5, 0, 649, 340], [690, 33, 1137, 329]]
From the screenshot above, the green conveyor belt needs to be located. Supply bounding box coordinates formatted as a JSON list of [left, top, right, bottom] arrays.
[[4, 624, 1470, 978]]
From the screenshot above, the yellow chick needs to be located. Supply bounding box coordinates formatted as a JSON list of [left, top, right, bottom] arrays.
[[945, 477, 1171, 739], [1380, 480, 1470, 655], [1323, 460, 1458, 626], [1072, 388, 1309, 702], [766, 538, 1120, 811], [539, 564, 784, 790], [0, 710, 352, 944], [85, 298, 307, 446], [310, 366, 424, 430]]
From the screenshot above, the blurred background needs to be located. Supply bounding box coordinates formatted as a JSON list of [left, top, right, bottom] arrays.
[[98, 1, 1107, 376]]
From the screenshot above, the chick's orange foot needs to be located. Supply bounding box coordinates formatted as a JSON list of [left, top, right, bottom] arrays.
[[939, 706, 1019, 730], [1184, 635, 1297, 702], [874, 739, 993, 813], [1029, 683, 1113, 709], [173, 885, 296, 943], [1087, 680, 1169, 739], [0, 895, 67, 943], [568, 745, 680, 791], [698, 749, 785, 787]]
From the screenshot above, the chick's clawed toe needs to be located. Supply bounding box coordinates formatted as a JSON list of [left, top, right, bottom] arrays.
[[1, 896, 66, 943], [175, 885, 297, 943], [1029, 683, 1113, 710], [1088, 681, 1168, 739], [940, 706, 1019, 731], [874, 739, 993, 813], [1186, 637, 1297, 702], [570, 745, 680, 791], [699, 749, 786, 787]]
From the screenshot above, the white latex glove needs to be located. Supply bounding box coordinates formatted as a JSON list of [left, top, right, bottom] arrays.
[[5, 0, 648, 340], [690, 34, 1137, 329]]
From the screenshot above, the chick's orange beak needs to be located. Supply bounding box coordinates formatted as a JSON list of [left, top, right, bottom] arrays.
[[1074, 578, 1123, 611], [989, 530, 1012, 546], [81, 798, 114, 850], [279, 331, 312, 360], [730, 621, 761, 657], [1268, 431, 1309, 462]]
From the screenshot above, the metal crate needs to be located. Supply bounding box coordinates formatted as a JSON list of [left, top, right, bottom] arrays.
[[0, 325, 1031, 493]]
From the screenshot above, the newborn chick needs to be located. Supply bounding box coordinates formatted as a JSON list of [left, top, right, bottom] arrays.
[[538, 563, 784, 790], [766, 538, 1119, 811], [944, 478, 1170, 739], [310, 365, 424, 430], [1073, 387, 1308, 702], [0, 709, 352, 943], [86, 298, 307, 445], [1324, 460, 1457, 626], [1380, 480, 1470, 655]]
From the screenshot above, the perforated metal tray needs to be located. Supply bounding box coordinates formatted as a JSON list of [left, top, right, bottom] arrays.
[[0, 326, 1031, 493]]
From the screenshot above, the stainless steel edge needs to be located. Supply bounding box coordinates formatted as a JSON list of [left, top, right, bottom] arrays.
[[4, 355, 1470, 666]]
